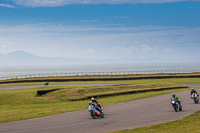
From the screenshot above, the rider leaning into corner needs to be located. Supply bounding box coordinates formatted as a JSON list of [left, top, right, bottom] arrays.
[[171, 93, 181, 104], [191, 88, 199, 98], [88, 97, 103, 112]]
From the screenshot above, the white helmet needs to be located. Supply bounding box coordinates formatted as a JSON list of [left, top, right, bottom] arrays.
[[88, 101, 92, 105]]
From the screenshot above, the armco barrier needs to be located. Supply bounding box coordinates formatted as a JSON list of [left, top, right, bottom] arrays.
[[1, 70, 200, 81], [0, 74, 200, 84]]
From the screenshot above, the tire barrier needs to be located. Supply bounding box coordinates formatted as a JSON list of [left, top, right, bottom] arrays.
[[37, 88, 60, 96], [70, 86, 188, 101]]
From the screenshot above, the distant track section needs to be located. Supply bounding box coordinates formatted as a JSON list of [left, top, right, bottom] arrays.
[[0, 84, 131, 90]]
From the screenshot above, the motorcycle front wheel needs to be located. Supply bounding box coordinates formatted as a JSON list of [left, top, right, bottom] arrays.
[[90, 111, 97, 119], [173, 105, 178, 112], [194, 98, 198, 104]]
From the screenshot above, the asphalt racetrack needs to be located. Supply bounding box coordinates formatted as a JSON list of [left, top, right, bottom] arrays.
[[0, 84, 131, 90], [0, 88, 200, 133]]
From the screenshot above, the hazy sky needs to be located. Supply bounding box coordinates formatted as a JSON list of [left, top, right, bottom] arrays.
[[0, 0, 200, 60]]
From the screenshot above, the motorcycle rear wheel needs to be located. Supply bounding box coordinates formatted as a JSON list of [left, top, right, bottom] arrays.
[[100, 112, 104, 118], [179, 104, 182, 111]]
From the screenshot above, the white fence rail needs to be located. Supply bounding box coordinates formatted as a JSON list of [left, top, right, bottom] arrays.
[[0, 70, 200, 81]]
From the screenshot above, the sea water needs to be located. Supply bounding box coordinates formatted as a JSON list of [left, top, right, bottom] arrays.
[[0, 62, 200, 78]]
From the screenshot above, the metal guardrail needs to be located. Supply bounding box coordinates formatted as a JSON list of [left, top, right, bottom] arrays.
[[0, 70, 200, 81]]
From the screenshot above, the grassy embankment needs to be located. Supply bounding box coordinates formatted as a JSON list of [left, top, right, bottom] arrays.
[[0, 77, 200, 87], [114, 110, 200, 133], [0, 82, 188, 123], [0, 74, 199, 123], [0, 72, 200, 87]]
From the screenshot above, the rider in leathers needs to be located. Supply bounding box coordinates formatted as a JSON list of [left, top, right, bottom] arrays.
[[191, 88, 199, 98], [171, 93, 180, 104], [88, 97, 102, 112]]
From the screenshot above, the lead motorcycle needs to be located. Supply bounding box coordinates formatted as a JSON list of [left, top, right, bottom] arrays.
[[191, 93, 199, 104], [88, 104, 104, 119], [171, 99, 182, 112]]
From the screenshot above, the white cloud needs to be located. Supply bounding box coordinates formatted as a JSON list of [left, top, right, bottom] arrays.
[[164, 48, 175, 53], [79, 19, 99, 22], [106, 16, 131, 19], [0, 3, 14, 8], [0, 44, 8, 54], [0, 23, 200, 59], [0, 23, 187, 34], [10, 0, 200, 7], [85, 48, 95, 55], [142, 44, 152, 54]]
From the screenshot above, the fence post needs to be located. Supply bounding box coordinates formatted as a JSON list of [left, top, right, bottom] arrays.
[[1, 70, 200, 81]]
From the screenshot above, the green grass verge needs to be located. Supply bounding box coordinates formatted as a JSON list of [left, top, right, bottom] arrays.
[[51, 83, 183, 101], [0, 77, 199, 123], [0, 72, 200, 84], [0, 84, 189, 123], [113, 110, 200, 133], [0, 78, 200, 87]]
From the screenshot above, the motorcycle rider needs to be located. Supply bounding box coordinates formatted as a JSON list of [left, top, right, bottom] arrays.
[[191, 88, 199, 98], [88, 97, 102, 112], [171, 93, 180, 104]]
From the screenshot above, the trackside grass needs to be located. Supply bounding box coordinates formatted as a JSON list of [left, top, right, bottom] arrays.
[[0, 72, 200, 86], [1, 72, 200, 82], [53, 83, 184, 101], [113, 110, 200, 133], [0, 84, 189, 123], [0, 78, 200, 87]]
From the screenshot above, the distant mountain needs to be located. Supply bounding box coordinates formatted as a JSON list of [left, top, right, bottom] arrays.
[[0, 51, 38, 66], [0, 51, 86, 66], [1, 50, 197, 67]]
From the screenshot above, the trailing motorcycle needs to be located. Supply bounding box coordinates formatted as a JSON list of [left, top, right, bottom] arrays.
[[88, 104, 104, 119], [191, 93, 199, 104], [171, 99, 182, 112]]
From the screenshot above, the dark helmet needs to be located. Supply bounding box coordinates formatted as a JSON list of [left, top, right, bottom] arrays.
[[172, 93, 176, 97]]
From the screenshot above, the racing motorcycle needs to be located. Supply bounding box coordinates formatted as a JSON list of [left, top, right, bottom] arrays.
[[88, 104, 104, 119], [171, 99, 182, 112], [192, 93, 199, 104]]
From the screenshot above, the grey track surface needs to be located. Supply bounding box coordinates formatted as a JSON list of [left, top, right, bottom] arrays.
[[0, 84, 131, 90], [0, 89, 200, 133], [0, 83, 198, 90], [180, 84, 200, 87]]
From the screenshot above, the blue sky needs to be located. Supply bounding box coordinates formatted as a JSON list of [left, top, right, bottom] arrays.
[[0, 0, 200, 62]]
